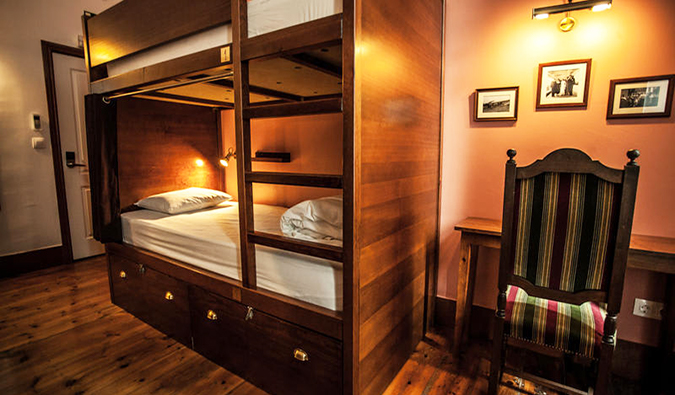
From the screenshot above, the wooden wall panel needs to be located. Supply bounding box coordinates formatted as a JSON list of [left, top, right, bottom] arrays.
[[117, 98, 221, 209], [86, 0, 231, 68], [354, 0, 444, 393]]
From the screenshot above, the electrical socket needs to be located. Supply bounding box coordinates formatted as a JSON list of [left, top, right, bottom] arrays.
[[632, 298, 663, 320]]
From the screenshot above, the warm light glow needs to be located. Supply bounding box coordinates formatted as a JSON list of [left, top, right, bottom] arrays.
[[592, 3, 611, 12], [195, 159, 205, 167], [219, 159, 228, 167], [534, 13, 550, 19]]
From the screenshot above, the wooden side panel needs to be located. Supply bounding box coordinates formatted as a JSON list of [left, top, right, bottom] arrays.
[[85, 94, 121, 242], [86, 0, 231, 68], [116, 98, 221, 209], [354, 0, 444, 394]]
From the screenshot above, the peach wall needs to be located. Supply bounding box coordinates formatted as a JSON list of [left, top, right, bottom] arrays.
[[220, 110, 343, 207], [440, 0, 675, 346]]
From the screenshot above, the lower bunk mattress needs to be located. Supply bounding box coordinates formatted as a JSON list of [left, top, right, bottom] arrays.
[[121, 202, 342, 311]]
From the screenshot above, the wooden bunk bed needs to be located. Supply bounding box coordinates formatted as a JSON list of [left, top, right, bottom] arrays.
[[83, 1, 444, 394]]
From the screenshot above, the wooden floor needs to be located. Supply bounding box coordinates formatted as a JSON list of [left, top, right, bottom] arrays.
[[0, 257, 546, 395]]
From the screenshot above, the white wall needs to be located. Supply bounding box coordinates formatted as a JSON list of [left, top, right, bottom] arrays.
[[0, 0, 121, 256]]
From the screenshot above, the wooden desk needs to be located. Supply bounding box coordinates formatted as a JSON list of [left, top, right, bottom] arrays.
[[452, 217, 675, 359]]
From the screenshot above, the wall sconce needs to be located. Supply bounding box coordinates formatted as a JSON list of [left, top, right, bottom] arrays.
[[532, 0, 612, 32], [219, 147, 236, 167]]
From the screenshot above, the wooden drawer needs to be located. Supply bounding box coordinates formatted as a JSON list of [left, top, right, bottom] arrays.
[[109, 254, 145, 314], [189, 285, 251, 373], [109, 254, 191, 345], [189, 286, 342, 395]]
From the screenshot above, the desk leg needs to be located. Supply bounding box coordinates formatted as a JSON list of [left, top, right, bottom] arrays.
[[453, 236, 479, 355], [659, 274, 674, 394]]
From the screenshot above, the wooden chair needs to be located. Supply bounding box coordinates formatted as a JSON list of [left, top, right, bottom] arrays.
[[488, 148, 640, 395]]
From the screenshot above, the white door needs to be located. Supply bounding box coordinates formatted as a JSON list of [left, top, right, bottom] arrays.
[[54, 53, 104, 260]]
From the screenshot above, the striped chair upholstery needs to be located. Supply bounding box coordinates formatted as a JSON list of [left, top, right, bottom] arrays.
[[505, 285, 606, 358], [509, 172, 622, 293]]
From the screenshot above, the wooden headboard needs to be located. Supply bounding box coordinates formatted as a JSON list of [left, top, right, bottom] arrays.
[[116, 98, 222, 209]]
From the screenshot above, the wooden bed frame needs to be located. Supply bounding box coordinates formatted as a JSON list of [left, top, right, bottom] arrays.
[[83, 1, 444, 394]]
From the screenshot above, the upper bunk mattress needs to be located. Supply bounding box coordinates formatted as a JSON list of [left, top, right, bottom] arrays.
[[121, 202, 343, 311], [107, 0, 343, 78]]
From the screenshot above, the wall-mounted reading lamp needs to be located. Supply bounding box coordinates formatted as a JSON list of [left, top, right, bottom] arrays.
[[533, 0, 612, 32], [219, 147, 236, 167]]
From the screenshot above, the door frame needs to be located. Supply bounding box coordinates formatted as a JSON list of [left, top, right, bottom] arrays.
[[41, 40, 85, 265]]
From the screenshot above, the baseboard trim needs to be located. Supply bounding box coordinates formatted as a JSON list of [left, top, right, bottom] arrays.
[[0, 246, 65, 278], [432, 296, 660, 382]]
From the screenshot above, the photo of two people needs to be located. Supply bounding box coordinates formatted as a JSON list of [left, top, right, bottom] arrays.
[[537, 59, 590, 108], [545, 69, 579, 98]]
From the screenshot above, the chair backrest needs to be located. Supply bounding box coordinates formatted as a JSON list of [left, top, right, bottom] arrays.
[[498, 148, 640, 309]]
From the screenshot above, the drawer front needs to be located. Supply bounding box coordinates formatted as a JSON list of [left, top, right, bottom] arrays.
[[189, 285, 250, 373], [189, 286, 342, 395], [140, 266, 191, 345], [245, 309, 342, 395], [109, 254, 145, 315], [109, 254, 190, 345]]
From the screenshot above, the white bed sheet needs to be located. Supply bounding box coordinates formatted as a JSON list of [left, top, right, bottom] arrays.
[[121, 202, 343, 311], [107, 0, 343, 78]]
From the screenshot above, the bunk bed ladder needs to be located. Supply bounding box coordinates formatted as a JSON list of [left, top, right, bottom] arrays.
[[232, 0, 345, 291]]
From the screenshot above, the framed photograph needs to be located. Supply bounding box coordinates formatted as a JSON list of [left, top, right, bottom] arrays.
[[607, 74, 675, 119], [474, 87, 519, 121], [536, 59, 591, 109]]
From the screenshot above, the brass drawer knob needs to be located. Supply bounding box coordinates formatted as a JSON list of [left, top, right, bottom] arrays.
[[206, 310, 218, 321], [164, 291, 174, 301], [245, 306, 254, 321], [293, 348, 309, 362], [119, 271, 127, 279]]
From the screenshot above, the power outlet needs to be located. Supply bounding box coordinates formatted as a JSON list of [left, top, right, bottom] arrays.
[[632, 298, 664, 320]]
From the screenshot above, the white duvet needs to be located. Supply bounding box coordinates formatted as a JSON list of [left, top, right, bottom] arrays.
[[280, 195, 343, 245]]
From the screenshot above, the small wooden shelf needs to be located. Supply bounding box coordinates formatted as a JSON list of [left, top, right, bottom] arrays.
[[251, 151, 291, 163]]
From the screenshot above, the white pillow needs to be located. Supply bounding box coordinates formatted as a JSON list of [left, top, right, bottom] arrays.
[[280, 195, 343, 241], [136, 187, 232, 214]]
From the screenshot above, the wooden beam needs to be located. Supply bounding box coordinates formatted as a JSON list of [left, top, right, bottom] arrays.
[[249, 232, 343, 262], [232, 0, 257, 290], [141, 92, 234, 108], [283, 53, 342, 79], [243, 98, 342, 119], [209, 79, 302, 102], [90, 46, 232, 94]]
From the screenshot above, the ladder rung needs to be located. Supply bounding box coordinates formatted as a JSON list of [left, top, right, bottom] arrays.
[[244, 98, 342, 119], [246, 172, 343, 189], [241, 14, 342, 61], [249, 231, 343, 262]]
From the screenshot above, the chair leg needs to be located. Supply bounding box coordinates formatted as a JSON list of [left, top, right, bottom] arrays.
[[595, 315, 617, 395], [488, 316, 506, 395], [488, 291, 507, 395]]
